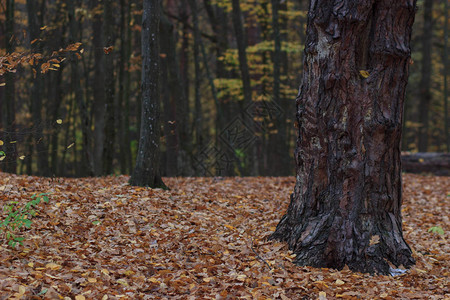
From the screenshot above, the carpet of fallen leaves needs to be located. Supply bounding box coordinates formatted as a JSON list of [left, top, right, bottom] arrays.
[[0, 173, 448, 299]]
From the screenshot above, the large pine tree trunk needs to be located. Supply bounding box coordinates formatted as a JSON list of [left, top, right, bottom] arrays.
[[271, 0, 417, 274]]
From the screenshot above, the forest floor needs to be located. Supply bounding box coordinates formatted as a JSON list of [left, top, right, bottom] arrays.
[[0, 173, 448, 299]]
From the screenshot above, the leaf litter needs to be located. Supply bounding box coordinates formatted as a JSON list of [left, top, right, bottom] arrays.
[[0, 173, 448, 299]]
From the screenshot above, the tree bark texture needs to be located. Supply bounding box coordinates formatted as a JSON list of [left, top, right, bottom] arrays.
[[129, 0, 166, 188], [271, 0, 417, 274]]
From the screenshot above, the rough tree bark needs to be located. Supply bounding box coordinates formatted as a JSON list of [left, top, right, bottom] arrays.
[[271, 0, 417, 274], [129, 0, 166, 188]]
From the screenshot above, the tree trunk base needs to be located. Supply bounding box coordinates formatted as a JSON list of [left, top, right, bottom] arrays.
[[271, 199, 415, 275]]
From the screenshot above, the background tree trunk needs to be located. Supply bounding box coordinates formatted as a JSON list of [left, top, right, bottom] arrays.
[[418, 0, 433, 152], [444, 0, 449, 152], [91, 0, 106, 176], [231, 0, 255, 175], [129, 0, 166, 188], [68, 0, 94, 176], [2, 0, 17, 174], [102, 0, 116, 175], [271, 0, 417, 274], [27, 0, 50, 177]]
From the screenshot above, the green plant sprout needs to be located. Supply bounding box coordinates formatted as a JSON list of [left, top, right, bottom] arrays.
[[427, 226, 444, 235], [0, 193, 50, 248]]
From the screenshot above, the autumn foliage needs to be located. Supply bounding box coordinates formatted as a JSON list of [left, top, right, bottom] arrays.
[[0, 173, 448, 298]]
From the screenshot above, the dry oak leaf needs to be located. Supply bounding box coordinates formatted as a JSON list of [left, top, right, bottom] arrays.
[[369, 235, 380, 246]]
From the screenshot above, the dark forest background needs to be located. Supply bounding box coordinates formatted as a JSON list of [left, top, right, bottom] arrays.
[[0, 0, 448, 177]]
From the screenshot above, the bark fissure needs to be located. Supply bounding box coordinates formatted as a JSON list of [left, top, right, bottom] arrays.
[[271, 0, 416, 274]]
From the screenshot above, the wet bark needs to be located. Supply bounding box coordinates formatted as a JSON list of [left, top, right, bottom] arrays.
[[271, 0, 417, 274], [129, 0, 166, 188]]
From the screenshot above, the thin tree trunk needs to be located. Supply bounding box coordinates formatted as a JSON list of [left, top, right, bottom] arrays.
[[271, 0, 416, 274], [91, 0, 106, 176], [129, 0, 166, 188], [2, 0, 17, 174], [118, 0, 131, 174], [102, 0, 116, 175], [444, 0, 449, 152], [68, 0, 94, 176], [188, 0, 204, 157], [231, 0, 252, 112], [268, 0, 290, 176], [418, 0, 433, 152], [231, 0, 255, 175], [27, 0, 50, 177]]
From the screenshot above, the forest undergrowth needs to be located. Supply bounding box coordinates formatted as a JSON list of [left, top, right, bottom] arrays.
[[0, 173, 448, 299]]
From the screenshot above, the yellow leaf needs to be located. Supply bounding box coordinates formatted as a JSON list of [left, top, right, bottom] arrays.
[[19, 155, 26, 160], [359, 70, 370, 78], [418, 158, 424, 163], [149, 277, 160, 283], [117, 278, 128, 286], [369, 235, 380, 246], [0, 83, 6, 87], [75, 296, 86, 300], [224, 224, 236, 231], [0, 140, 3, 145], [28, 262, 34, 268], [88, 277, 97, 283], [45, 262, 61, 270], [67, 143, 75, 149], [0, 156, 5, 161], [335, 279, 345, 285], [236, 274, 247, 281], [10, 141, 16, 143], [53, 64, 60, 68], [101, 269, 109, 275], [56, 119, 63, 124], [18, 285, 26, 295], [319, 291, 327, 300], [124, 270, 135, 276], [40, 26, 47, 30]]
